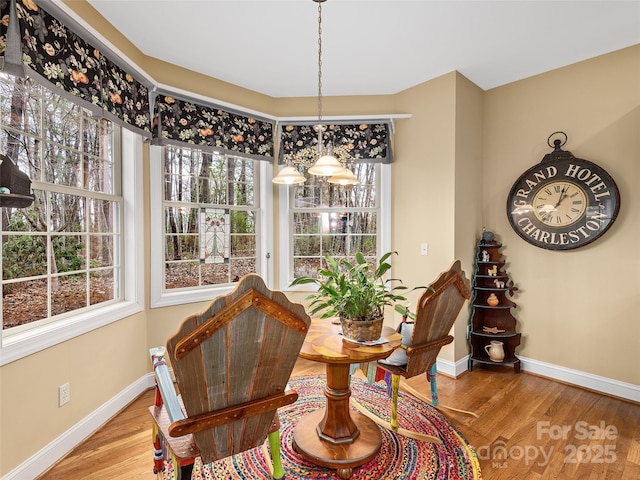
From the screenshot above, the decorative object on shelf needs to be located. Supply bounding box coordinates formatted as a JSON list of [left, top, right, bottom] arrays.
[[482, 326, 505, 334], [486, 293, 499, 306], [484, 341, 505, 362], [290, 251, 423, 342], [468, 231, 521, 372], [481, 250, 490, 262], [272, 0, 358, 186], [0, 154, 34, 208], [507, 131, 620, 250], [481, 230, 495, 243]]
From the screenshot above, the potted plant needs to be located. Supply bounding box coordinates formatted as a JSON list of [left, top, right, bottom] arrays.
[[290, 251, 421, 341]]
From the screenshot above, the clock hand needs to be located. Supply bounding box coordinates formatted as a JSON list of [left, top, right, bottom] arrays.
[[553, 186, 568, 208]]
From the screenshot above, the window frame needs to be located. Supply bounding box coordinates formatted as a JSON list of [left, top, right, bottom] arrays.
[[149, 146, 274, 308], [0, 128, 144, 366], [278, 163, 391, 291]]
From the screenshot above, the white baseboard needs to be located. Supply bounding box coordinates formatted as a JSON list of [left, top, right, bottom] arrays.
[[517, 355, 640, 403], [436, 356, 469, 377], [457, 354, 640, 403], [2, 373, 156, 480]]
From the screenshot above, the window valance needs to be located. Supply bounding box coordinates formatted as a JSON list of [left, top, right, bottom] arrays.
[[152, 94, 274, 160], [279, 122, 392, 165], [2, 0, 275, 161]]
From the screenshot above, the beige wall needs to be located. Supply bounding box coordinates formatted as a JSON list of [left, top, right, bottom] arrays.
[[483, 45, 640, 384], [391, 71, 484, 363], [453, 73, 485, 359], [393, 72, 459, 362], [0, 2, 638, 475], [0, 313, 148, 473]]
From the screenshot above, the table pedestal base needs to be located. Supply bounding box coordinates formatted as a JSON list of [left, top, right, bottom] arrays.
[[292, 408, 382, 479]]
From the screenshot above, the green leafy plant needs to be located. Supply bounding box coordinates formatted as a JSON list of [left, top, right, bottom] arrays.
[[290, 251, 423, 321]]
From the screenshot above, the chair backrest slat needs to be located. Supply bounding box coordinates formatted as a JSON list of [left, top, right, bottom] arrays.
[[405, 260, 470, 379], [166, 274, 311, 463]]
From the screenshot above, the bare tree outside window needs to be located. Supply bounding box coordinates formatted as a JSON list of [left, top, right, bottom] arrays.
[[162, 146, 259, 290], [1, 75, 121, 330], [291, 162, 379, 280]]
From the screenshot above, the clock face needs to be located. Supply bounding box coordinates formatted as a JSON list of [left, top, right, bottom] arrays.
[[507, 156, 620, 250], [532, 180, 587, 227]]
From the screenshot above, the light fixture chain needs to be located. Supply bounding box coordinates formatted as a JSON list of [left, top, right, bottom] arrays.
[[317, 0, 323, 123], [273, 0, 358, 185]]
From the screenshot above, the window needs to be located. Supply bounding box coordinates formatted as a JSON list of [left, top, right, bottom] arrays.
[[279, 162, 391, 289], [0, 75, 143, 364], [150, 145, 272, 307]]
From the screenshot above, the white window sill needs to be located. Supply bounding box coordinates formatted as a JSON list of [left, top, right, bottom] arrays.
[[0, 301, 143, 365], [150, 286, 235, 309]]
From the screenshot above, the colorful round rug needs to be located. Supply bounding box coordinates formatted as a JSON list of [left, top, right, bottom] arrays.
[[165, 374, 482, 479]]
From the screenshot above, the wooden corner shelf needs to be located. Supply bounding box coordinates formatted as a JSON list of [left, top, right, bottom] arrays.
[[468, 233, 521, 373]]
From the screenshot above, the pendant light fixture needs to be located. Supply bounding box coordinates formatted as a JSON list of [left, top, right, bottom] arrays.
[[271, 164, 306, 185], [273, 0, 358, 185], [327, 165, 359, 185]]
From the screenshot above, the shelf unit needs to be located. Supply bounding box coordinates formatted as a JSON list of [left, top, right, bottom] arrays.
[[468, 232, 521, 372]]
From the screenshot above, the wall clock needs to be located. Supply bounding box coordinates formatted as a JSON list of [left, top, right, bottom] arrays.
[[506, 132, 620, 250]]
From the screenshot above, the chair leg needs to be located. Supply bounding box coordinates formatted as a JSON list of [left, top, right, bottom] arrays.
[[152, 423, 165, 476], [390, 373, 400, 431], [428, 363, 439, 406], [152, 421, 195, 480], [174, 457, 193, 480], [267, 430, 285, 479]]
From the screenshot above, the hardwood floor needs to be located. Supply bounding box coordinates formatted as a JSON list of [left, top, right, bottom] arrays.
[[37, 359, 640, 479]]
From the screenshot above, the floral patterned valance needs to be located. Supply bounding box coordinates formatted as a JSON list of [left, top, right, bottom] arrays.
[[0, 0, 282, 162], [102, 56, 152, 133], [153, 94, 274, 161], [8, 0, 152, 136], [279, 123, 392, 164]]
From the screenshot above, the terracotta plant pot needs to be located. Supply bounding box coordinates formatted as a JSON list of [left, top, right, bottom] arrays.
[[340, 316, 384, 342]]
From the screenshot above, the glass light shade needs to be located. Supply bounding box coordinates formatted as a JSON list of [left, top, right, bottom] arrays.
[[272, 165, 306, 184], [328, 168, 359, 185], [308, 154, 347, 176]]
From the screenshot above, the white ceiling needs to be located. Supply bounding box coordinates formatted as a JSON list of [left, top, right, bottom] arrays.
[[86, 0, 640, 98]]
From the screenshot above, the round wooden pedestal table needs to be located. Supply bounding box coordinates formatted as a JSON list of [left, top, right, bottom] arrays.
[[292, 318, 401, 479]]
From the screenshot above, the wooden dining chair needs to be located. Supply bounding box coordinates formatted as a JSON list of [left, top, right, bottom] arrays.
[[149, 274, 311, 479], [352, 260, 473, 442]]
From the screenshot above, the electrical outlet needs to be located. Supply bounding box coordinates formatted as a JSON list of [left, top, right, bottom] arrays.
[[59, 382, 70, 406], [420, 243, 429, 256]]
